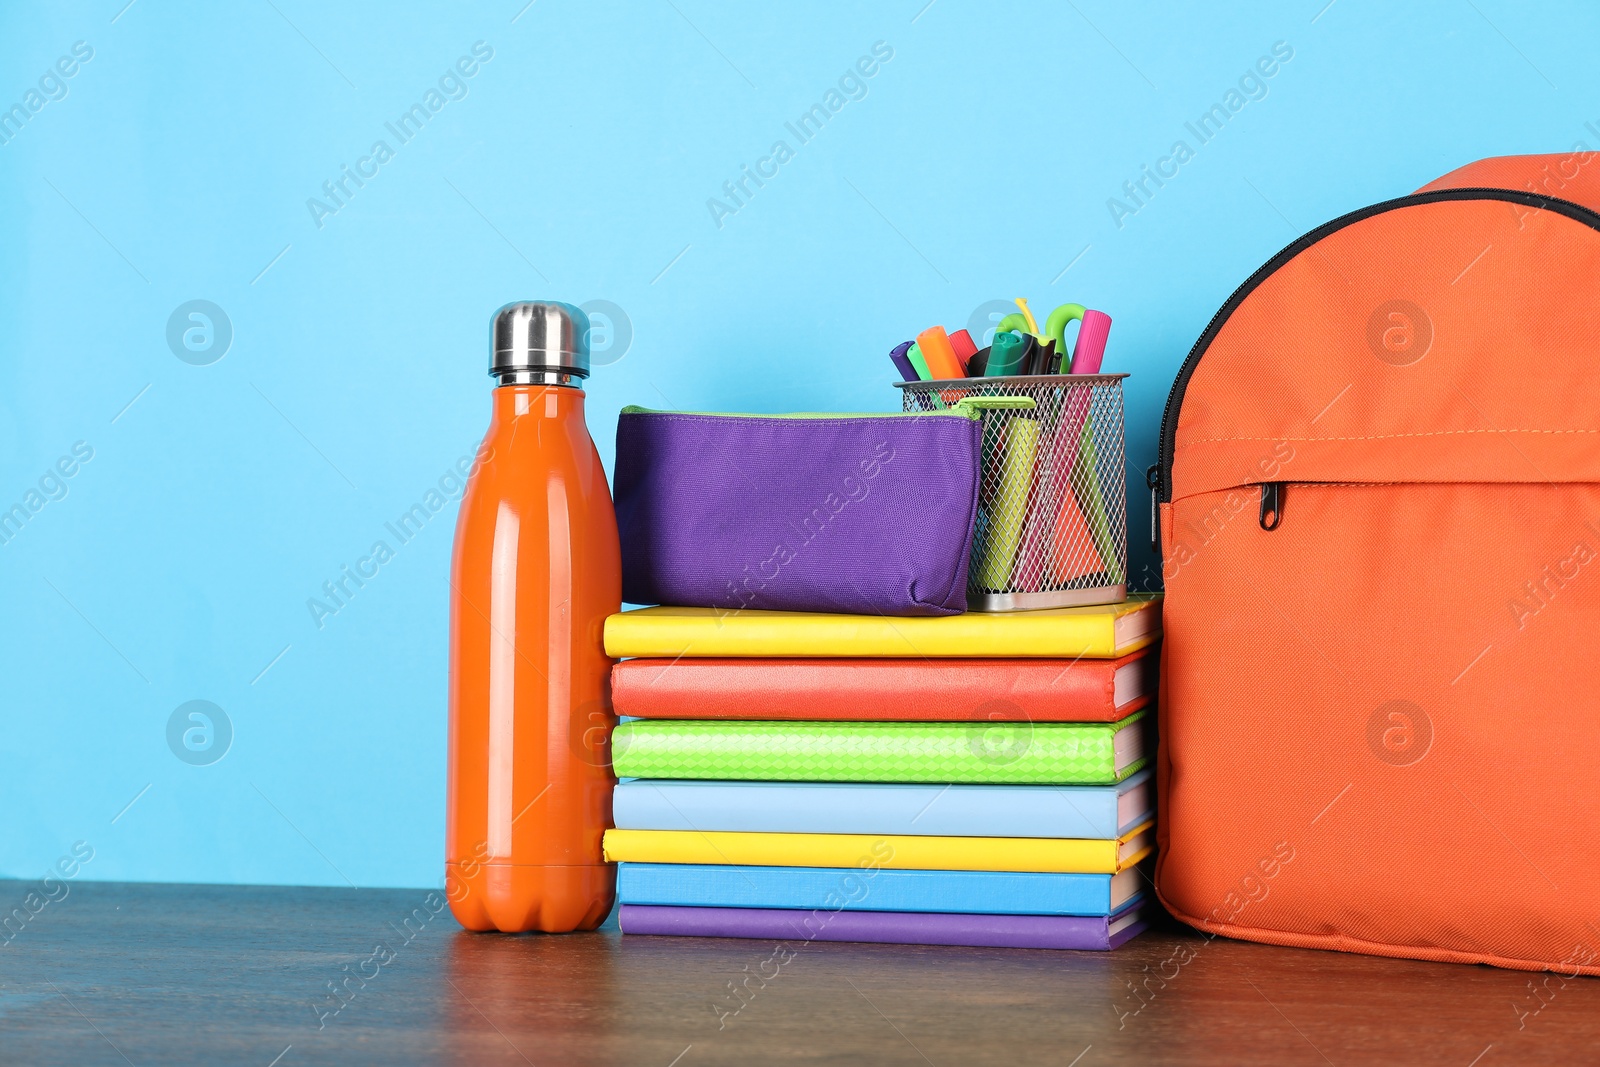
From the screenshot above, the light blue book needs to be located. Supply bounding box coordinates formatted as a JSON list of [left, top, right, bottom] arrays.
[[612, 769, 1152, 839], [617, 863, 1146, 916]]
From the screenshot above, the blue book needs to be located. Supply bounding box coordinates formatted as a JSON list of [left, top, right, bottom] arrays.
[[612, 770, 1152, 839], [617, 863, 1146, 916]]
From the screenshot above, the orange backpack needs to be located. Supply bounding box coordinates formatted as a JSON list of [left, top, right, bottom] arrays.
[[1154, 153, 1600, 976]]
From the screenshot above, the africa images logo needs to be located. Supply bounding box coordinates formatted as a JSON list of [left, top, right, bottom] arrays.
[[166, 300, 233, 366], [166, 700, 233, 767], [1366, 700, 1432, 767], [1366, 300, 1432, 367]]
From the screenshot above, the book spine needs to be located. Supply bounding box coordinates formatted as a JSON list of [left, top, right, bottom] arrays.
[[612, 782, 1122, 838], [618, 905, 1121, 950], [611, 658, 1122, 721], [611, 722, 1123, 785], [617, 863, 1119, 916], [603, 603, 1161, 659], [602, 829, 1124, 874]]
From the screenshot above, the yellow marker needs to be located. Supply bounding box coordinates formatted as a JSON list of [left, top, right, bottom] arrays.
[[975, 415, 1039, 590], [1014, 297, 1041, 338]]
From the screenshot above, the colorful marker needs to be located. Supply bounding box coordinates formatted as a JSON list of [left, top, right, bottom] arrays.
[[916, 326, 967, 380], [888, 340, 918, 382], [987, 330, 1027, 376]]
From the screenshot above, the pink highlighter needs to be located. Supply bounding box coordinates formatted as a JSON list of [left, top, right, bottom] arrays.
[[1069, 310, 1113, 374], [1042, 303, 1113, 375]]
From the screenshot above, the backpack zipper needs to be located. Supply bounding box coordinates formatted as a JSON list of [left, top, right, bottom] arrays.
[[1258, 482, 1283, 531], [1146, 465, 1161, 551], [1152, 187, 1600, 551]]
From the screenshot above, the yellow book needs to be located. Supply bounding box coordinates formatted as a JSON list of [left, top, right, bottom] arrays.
[[604, 593, 1161, 659], [601, 823, 1154, 875]]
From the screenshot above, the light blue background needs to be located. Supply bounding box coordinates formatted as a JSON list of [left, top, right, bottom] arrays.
[[2, 0, 1593, 888]]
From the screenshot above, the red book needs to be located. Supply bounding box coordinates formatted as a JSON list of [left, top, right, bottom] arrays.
[[610, 649, 1151, 722]]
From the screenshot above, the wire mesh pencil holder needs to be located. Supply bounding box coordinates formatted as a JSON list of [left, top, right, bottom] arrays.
[[898, 374, 1129, 612]]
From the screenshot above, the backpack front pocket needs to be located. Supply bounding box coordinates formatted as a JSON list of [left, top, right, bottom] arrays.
[[1157, 479, 1600, 971]]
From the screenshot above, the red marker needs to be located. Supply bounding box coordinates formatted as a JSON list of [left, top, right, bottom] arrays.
[[948, 329, 978, 369]]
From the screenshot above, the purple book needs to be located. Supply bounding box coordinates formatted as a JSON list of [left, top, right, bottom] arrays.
[[617, 902, 1147, 951]]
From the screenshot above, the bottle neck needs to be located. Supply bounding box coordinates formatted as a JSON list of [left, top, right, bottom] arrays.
[[490, 383, 588, 425], [493, 369, 586, 388]]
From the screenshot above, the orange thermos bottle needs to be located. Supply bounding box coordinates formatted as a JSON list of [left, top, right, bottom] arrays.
[[447, 300, 621, 933]]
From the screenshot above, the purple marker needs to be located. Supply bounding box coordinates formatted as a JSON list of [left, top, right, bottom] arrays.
[[888, 340, 918, 382]]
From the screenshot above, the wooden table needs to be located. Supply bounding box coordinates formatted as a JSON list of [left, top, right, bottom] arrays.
[[1, 880, 1593, 1065]]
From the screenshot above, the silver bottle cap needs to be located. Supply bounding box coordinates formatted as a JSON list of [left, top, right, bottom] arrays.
[[490, 300, 590, 386]]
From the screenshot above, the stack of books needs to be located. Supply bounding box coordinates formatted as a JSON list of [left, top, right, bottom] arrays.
[[600, 595, 1161, 951]]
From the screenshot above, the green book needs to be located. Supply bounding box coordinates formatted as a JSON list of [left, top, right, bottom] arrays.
[[612, 713, 1146, 785]]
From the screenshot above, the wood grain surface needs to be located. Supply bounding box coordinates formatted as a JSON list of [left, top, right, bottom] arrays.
[[0, 879, 1594, 1065]]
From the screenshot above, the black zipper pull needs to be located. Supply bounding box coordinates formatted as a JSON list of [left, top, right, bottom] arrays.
[[1259, 482, 1284, 531], [1145, 465, 1161, 552]]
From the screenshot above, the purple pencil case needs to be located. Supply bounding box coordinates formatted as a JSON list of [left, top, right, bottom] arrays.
[[614, 403, 1004, 616]]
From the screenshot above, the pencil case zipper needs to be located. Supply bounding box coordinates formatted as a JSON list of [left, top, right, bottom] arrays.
[[620, 397, 1035, 422]]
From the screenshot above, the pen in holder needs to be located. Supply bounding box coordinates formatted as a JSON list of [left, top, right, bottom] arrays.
[[898, 374, 1129, 612]]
